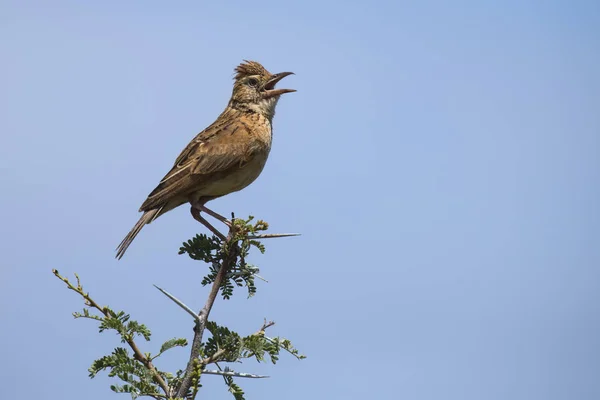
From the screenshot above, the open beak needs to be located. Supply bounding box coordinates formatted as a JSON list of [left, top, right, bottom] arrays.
[[263, 72, 296, 98]]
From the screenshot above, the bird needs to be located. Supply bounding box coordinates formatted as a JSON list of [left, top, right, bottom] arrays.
[[116, 60, 295, 259]]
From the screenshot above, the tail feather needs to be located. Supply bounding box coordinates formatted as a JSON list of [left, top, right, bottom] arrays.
[[116, 208, 161, 260]]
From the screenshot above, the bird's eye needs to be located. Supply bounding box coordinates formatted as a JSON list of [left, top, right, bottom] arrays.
[[247, 78, 259, 87]]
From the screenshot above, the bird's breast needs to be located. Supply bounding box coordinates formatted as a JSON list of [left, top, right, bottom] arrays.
[[201, 118, 272, 197], [201, 148, 270, 196]]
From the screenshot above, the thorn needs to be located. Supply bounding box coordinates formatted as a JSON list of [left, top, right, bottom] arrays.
[[246, 233, 301, 240], [202, 369, 269, 378], [153, 285, 200, 323]]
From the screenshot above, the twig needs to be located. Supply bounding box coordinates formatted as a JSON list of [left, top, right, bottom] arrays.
[[200, 320, 275, 366], [52, 269, 171, 398], [264, 336, 305, 360], [260, 319, 276, 331]]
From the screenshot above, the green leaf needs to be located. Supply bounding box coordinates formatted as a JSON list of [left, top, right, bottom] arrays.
[[223, 375, 246, 400], [160, 337, 188, 354]]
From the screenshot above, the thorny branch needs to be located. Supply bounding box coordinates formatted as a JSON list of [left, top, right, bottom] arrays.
[[52, 269, 171, 397], [54, 214, 302, 400], [175, 218, 241, 399]]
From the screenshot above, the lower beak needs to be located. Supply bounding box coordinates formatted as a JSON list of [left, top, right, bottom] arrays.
[[263, 72, 296, 98]]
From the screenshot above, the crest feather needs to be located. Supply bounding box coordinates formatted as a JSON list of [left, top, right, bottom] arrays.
[[234, 60, 271, 79]]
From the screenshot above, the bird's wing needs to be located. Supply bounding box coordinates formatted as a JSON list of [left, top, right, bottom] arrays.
[[139, 113, 255, 211]]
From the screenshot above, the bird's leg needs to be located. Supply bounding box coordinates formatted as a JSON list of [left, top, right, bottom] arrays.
[[195, 204, 232, 228], [190, 206, 226, 241]]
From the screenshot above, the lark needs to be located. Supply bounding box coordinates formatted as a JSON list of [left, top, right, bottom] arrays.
[[116, 61, 295, 259]]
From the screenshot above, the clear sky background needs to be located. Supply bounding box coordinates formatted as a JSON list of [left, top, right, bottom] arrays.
[[1, 1, 599, 399]]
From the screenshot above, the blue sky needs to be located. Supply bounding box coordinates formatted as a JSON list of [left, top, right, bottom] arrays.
[[1, 1, 599, 399]]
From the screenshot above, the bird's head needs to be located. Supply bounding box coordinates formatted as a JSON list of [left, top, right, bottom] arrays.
[[230, 60, 295, 119]]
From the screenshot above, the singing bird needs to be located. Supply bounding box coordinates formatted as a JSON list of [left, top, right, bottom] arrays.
[[116, 61, 295, 259]]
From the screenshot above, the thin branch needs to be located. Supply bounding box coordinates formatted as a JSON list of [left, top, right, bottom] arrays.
[[200, 320, 275, 366], [264, 336, 305, 360], [144, 393, 170, 399], [200, 348, 227, 366], [261, 319, 276, 331], [52, 269, 171, 398]]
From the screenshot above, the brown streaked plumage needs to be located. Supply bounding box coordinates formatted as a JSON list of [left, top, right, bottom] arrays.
[[116, 61, 295, 259]]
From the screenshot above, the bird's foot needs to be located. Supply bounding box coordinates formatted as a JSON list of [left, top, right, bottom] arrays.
[[190, 206, 227, 241], [196, 204, 232, 228]]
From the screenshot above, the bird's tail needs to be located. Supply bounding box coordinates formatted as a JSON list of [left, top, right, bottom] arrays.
[[116, 208, 161, 260]]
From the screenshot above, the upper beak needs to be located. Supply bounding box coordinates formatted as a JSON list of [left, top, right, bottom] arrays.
[[263, 72, 296, 98]]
